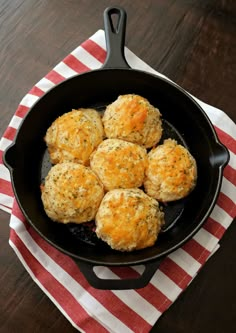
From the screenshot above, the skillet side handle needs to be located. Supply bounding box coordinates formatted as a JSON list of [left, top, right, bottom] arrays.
[[3, 143, 16, 171], [211, 142, 230, 168], [78, 260, 161, 290], [103, 6, 131, 69]]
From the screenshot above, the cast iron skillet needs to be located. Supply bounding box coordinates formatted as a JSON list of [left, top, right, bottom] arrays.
[[4, 7, 229, 289]]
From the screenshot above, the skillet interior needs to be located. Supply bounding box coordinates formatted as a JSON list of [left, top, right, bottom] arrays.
[[6, 68, 228, 266]]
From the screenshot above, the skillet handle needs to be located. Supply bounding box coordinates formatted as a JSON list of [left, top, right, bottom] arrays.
[[3, 143, 16, 170], [211, 141, 229, 168], [78, 260, 161, 290], [103, 6, 131, 69]]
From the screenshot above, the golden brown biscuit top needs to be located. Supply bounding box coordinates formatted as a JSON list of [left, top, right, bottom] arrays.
[[45, 108, 104, 165], [41, 162, 103, 211], [147, 139, 197, 198], [96, 188, 164, 251], [90, 138, 147, 191], [102, 94, 162, 148], [111, 94, 148, 132]]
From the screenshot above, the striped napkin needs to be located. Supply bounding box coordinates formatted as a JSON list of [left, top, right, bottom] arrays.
[[0, 30, 235, 333]]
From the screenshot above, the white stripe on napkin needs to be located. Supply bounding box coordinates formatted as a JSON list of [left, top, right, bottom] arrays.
[[20, 94, 40, 108], [193, 229, 219, 252], [196, 99, 236, 139], [0, 164, 10, 182], [221, 178, 236, 202], [0, 193, 13, 209], [9, 115, 23, 130], [0, 137, 12, 151], [210, 205, 234, 228], [0, 204, 11, 214], [36, 77, 56, 92], [228, 151, 236, 169], [149, 269, 182, 301], [168, 249, 201, 276], [72, 46, 103, 68], [89, 30, 106, 48], [54, 62, 78, 78]]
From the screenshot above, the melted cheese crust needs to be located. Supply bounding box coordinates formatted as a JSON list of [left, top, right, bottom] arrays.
[[144, 139, 197, 201], [45, 108, 104, 165], [90, 138, 147, 191], [95, 188, 164, 251], [41, 162, 104, 223], [102, 94, 163, 148]]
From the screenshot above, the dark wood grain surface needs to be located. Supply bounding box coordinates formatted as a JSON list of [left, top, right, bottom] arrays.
[[0, 1, 235, 332]]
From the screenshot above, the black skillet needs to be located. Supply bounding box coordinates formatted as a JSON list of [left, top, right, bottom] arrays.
[[3, 7, 229, 289]]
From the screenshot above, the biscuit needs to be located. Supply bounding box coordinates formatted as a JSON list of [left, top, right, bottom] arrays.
[[95, 188, 164, 251], [144, 139, 197, 201], [102, 94, 162, 148], [41, 162, 104, 224]]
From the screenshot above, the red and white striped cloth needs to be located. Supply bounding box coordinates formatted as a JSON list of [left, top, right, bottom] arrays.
[[0, 30, 235, 333]]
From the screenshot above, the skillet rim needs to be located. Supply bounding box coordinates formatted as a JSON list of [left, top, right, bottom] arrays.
[[3, 67, 229, 266]]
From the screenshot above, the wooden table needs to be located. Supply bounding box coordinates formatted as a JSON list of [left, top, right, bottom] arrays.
[[0, 1, 235, 332]]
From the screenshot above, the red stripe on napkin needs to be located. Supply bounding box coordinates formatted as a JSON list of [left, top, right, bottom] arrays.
[[29, 86, 45, 97], [3, 126, 17, 142], [0, 151, 14, 199], [10, 229, 108, 333], [203, 218, 226, 239], [63, 54, 90, 73], [159, 257, 192, 288], [215, 126, 236, 154], [45, 70, 65, 85], [136, 283, 172, 313], [0, 178, 14, 197], [12, 201, 30, 230], [109, 266, 173, 312], [12, 200, 25, 218], [82, 39, 107, 63], [182, 239, 211, 264], [110, 266, 140, 279], [224, 165, 236, 186], [217, 192, 236, 218], [15, 105, 29, 118]]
